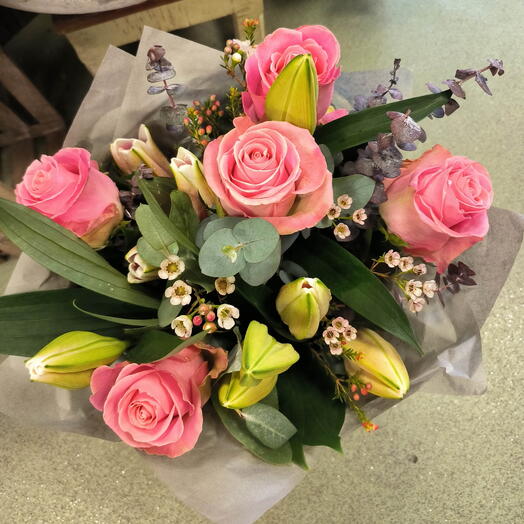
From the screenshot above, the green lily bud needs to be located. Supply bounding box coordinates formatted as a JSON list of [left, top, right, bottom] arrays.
[[110, 124, 171, 177], [25, 331, 129, 389], [265, 54, 318, 133], [276, 277, 331, 340], [125, 246, 158, 284], [344, 328, 410, 399], [241, 320, 299, 385], [170, 147, 220, 218], [218, 371, 277, 409]]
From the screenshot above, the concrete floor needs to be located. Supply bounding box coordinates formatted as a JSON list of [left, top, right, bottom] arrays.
[[0, 0, 523, 522]]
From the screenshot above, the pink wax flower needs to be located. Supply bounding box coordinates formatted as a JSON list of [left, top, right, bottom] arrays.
[[203, 116, 333, 235], [242, 25, 341, 123], [15, 147, 123, 248], [90, 344, 228, 459], [379, 145, 493, 273]]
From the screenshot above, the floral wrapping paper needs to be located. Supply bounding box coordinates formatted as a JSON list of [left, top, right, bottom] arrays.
[[0, 28, 522, 523]]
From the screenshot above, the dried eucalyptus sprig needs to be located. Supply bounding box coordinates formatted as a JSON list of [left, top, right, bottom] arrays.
[[146, 45, 182, 109]]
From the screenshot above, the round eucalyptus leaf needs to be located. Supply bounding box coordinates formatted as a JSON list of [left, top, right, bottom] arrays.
[[199, 228, 246, 277], [233, 218, 280, 264], [147, 86, 165, 95], [240, 240, 281, 286], [203, 217, 245, 242], [147, 69, 176, 82]]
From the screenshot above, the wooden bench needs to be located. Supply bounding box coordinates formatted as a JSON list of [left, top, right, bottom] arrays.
[[53, 0, 265, 74]]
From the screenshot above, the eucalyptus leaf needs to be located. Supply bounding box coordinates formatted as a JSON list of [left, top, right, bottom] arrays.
[[195, 214, 218, 248], [232, 218, 280, 264], [137, 237, 164, 267], [169, 190, 199, 240], [332, 174, 376, 212], [289, 232, 421, 352], [239, 240, 281, 286], [242, 403, 297, 449], [203, 216, 244, 243], [0, 198, 159, 309], [314, 90, 452, 154], [212, 391, 292, 465], [199, 228, 246, 277]]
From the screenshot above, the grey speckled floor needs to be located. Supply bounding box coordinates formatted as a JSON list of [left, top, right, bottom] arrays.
[[0, 0, 523, 522]]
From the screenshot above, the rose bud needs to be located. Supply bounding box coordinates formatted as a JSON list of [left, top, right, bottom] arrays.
[[125, 246, 159, 284], [25, 331, 128, 389], [276, 277, 332, 339], [218, 371, 276, 409], [169, 147, 220, 219], [110, 124, 171, 177], [343, 328, 410, 399]]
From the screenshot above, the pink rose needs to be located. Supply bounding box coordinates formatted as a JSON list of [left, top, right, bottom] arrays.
[[90, 344, 227, 458], [318, 107, 349, 125], [15, 147, 123, 248], [203, 117, 333, 235], [379, 145, 493, 273], [242, 25, 341, 123]]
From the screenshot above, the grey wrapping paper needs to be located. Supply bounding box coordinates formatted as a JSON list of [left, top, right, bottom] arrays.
[[0, 27, 522, 524]]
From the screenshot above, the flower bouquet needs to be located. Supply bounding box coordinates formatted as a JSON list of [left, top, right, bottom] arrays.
[[0, 23, 522, 523]]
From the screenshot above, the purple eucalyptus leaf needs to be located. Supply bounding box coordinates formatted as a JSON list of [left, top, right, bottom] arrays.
[[431, 106, 445, 118], [455, 68, 476, 81], [444, 99, 460, 116], [443, 79, 466, 99], [147, 69, 176, 83], [147, 85, 166, 95], [426, 82, 441, 94], [488, 58, 504, 76], [389, 88, 403, 100], [475, 72, 492, 95]]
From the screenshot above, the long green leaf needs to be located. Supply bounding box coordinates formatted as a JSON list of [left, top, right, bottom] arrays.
[[278, 365, 345, 452], [0, 288, 149, 357], [138, 179, 198, 255], [288, 233, 421, 352], [0, 199, 159, 309], [72, 301, 159, 327], [211, 391, 292, 465], [125, 329, 206, 363], [314, 90, 452, 154]]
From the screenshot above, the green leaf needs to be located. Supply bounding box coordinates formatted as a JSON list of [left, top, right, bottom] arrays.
[[136, 237, 164, 267], [0, 288, 150, 357], [143, 176, 178, 214], [265, 54, 318, 133], [289, 232, 421, 352], [72, 301, 159, 327], [242, 403, 297, 449], [332, 174, 376, 212], [235, 281, 294, 341], [239, 240, 281, 286], [319, 144, 334, 173], [182, 257, 215, 292], [169, 190, 199, 241], [138, 179, 198, 255], [202, 216, 244, 244], [315, 90, 453, 154], [278, 365, 345, 452], [233, 218, 280, 264], [199, 228, 246, 277], [157, 294, 182, 328], [0, 198, 159, 309], [125, 330, 207, 363], [289, 434, 309, 470], [135, 204, 178, 253], [212, 391, 292, 465]]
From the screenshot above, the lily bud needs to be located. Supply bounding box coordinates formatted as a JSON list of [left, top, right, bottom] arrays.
[[25, 331, 128, 389], [276, 277, 331, 340], [265, 54, 319, 133], [241, 321, 299, 385], [218, 371, 277, 409], [343, 328, 410, 399], [170, 147, 219, 218], [110, 124, 171, 177], [125, 246, 159, 284]]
